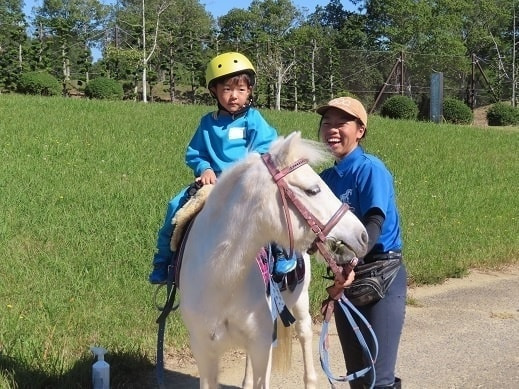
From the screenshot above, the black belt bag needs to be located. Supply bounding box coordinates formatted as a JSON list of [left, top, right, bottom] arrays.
[[344, 255, 402, 306]]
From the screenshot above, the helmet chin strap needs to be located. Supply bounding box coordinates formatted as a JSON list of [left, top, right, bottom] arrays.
[[216, 96, 254, 119]]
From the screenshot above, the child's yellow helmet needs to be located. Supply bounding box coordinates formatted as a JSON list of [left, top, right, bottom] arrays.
[[205, 52, 256, 88]]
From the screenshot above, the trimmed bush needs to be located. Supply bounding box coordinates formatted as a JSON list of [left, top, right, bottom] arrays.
[[380, 95, 418, 120], [486, 102, 519, 126], [85, 77, 123, 100], [442, 98, 473, 125], [17, 71, 61, 96]]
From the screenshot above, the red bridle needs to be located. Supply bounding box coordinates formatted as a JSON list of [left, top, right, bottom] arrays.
[[261, 153, 358, 286]]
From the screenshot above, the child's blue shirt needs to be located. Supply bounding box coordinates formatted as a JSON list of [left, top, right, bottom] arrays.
[[185, 107, 278, 177]]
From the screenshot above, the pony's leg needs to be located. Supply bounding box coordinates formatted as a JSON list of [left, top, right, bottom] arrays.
[[291, 291, 318, 389], [190, 338, 219, 389], [242, 354, 254, 389], [248, 340, 273, 389]]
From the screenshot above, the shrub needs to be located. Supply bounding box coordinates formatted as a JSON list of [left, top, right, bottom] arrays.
[[17, 71, 61, 96], [486, 102, 519, 126], [380, 95, 418, 120], [442, 98, 473, 125], [85, 77, 123, 100]]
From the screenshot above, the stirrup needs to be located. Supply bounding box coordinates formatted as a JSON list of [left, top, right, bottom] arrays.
[[153, 284, 168, 311], [153, 282, 178, 312]]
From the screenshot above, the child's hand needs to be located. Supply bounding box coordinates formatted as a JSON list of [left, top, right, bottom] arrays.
[[197, 169, 217, 185]]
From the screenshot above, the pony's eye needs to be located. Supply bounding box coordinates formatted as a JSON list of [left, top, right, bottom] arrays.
[[305, 185, 321, 196]]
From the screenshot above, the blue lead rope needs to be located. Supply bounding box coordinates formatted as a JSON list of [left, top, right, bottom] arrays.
[[319, 296, 378, 389]]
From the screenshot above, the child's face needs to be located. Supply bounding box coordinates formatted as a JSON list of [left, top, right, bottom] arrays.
[[212, 77, 252, 113]]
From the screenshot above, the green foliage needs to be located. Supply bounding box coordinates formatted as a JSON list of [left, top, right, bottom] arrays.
[[0, 94, 518, 386], [17, 71, 62, 96], [442, 98, 473, 124], [486, 102, 519, 126], [103, 47, 141, 80], [1, 0, 517, 109], [33, 0, 109, 82], [0, 0, 26, 92], [84, 77, 123, 100], [380, 95, 418, 120]]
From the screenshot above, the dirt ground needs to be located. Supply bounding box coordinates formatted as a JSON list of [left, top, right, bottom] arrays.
[[154, 263, 519, 388]]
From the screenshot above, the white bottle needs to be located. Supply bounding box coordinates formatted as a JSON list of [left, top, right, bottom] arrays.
[[91, 346, 110, 389]]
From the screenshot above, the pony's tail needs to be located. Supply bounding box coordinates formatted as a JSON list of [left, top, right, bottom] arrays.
[[272, 322, 293, 372]]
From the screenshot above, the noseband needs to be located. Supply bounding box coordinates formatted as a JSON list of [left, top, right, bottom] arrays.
[[261, 153, 358, 282]]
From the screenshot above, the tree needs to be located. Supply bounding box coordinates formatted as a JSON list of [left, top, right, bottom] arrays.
[[157, 0, 212, 103], [218, 8, 256, 52], [353, 0, 514, 104], [0, 0, 27, 91], [249, 0, 302, 110], [140, 0, 169, 102], [34, 0, 108, 91]]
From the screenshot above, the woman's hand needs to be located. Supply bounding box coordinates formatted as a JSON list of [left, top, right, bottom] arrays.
[[334, 269, 355, 288], [196, 169, 217, 185]]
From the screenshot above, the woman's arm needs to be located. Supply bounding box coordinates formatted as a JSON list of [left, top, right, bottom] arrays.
[[363, 208, 385, 254]]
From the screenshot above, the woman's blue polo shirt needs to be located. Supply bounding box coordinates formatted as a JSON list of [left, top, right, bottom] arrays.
[[320, 146, 402, 254]]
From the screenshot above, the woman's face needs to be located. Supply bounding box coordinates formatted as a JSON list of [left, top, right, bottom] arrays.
[[212, 78, 252, 113], [319, 107, 365, 160]]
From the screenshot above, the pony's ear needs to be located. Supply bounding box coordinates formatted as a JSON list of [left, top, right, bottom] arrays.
[[273, 131, 302, 164], [283, 131, 302, 150], [284, 131, 301, 143]]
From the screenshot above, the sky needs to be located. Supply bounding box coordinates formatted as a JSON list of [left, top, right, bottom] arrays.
[[201, 0, 349, 17], [22, 0, 354, 60], [23, 0, 353, 20]]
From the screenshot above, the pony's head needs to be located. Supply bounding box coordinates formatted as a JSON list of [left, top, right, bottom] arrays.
[[201, 131, 367, 266]]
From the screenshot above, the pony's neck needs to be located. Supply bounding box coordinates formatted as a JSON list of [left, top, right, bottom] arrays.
[[208, 236, 267, 287], [196, 156, 277, 287]]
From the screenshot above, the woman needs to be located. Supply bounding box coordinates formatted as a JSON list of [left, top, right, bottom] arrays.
[[317, 97, 406, 389]]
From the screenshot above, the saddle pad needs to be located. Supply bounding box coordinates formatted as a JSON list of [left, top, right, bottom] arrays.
[[170, 184, 213, 251]]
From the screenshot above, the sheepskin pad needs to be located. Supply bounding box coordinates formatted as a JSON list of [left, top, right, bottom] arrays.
[[170, 184, 214, 251]]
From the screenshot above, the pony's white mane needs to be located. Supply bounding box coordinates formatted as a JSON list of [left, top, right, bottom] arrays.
[[268, 132, 331, 170], [215, 131, 331, 190]]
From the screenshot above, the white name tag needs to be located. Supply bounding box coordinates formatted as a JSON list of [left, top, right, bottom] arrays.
[[228, 127, 245, 140]]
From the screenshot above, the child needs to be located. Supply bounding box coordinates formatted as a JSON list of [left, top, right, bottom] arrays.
[[149, 52, 297, 284]]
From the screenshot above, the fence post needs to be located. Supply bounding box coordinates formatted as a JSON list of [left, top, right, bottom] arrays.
[[430, 72, 443, 123]]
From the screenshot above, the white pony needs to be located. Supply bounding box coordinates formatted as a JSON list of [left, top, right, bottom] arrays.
[[178, 132, 368, 389]]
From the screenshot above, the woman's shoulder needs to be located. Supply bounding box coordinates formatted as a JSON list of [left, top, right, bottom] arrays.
[[358, 149, 386, 167], [358, 152, 393, 179]]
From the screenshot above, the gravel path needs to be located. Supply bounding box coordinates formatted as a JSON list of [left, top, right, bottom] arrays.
[[160, 265, 519, 388]]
